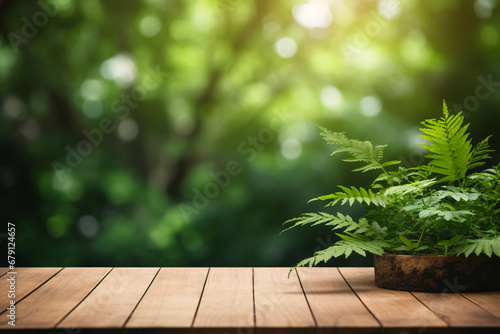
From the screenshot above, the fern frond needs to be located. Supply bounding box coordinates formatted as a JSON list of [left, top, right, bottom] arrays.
[[469, 136, 493, 170], [327, 215, 373, 234], [368, 221, 388, 237], [384, 179, 436, 197], [455, 237, 500, 257], [310, 186, 387, 207], [419, 209, 474, 222], [325, 213, 359, 231], [468, 168, 499, 190], [433, 186, 479, 201], [382, 160, 401, 168], [317, 126, 396, 173], [372, 167, 412, 187], [291, 237, 389, 270], [281, 212, 337, 233], [419, 101, 473, 183], [468, 170, 497, 182], [282, 212, 370, 234]]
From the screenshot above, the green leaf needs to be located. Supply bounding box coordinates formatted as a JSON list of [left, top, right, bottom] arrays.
[[310, 186, 387, 208], [281, 212, 337, 233], [437, 235, 463, 246], [382, 160, 401, 167], [282, 212, 387, 240], [455, 238, 500, 258], [469, 136, 493, 170], [418, 208, 473, 222], [399, 235, 418, 249], [419, 101, 478, 183], [290, 237, 390, 270], [316, 126, 394, 174], [384, 179, 436, 196]]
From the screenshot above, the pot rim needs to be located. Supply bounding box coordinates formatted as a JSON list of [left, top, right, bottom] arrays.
[[375, 253, 471, 259]]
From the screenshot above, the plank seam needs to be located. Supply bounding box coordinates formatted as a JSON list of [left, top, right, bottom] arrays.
[[54, 267, 114, 329], [0, 269, 12, 279], [0, 267, 65, 317], [252, 267, 256, 329], [459, 294, 500, 320], [190, 267, 210, 328], [295, 268, 318, 328], [337, 267, 383, 328], [122, 267, 162, 328], [409, 292, 451, 327]]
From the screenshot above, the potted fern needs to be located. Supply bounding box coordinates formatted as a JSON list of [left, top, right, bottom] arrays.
[[283, 102, 500, 292]]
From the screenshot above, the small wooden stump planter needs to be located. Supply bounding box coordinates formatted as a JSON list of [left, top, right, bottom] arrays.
[[374, 253, 500, 292]]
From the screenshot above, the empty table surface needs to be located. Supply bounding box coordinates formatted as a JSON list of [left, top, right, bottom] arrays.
[[1, 267, 499, 333]]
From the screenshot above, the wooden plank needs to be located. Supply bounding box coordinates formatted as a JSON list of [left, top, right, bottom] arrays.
[[0, 268, 10, 277], [254, 268, 316, 330], [0, 267, 111, 329], [339, 268, 447, 329], [58, 267, 158, 329], [462, 292, 500, 319], [126, 267, 208, 328], [297, 267, 380, 329], [0, 267, 62, 312], [413, 291, 500, 327], [1, 267, 497, 333], [193, 268, 254, 329]]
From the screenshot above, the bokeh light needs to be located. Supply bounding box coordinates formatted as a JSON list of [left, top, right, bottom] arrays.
[[275, 37, 298, 58], [100, 53, 137, 88], [360, 96, 382, 117]]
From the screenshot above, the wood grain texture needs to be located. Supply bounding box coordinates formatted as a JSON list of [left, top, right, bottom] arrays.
[[0, 267, 62, 312], [58, 267, 158, 329], [126, 267, 208, 328], [462, 292, 500, 319], [339, 267, 447, 328], [194, 268, 254, 329], [0, 268, 10, 277], [254, 268, 315, 329], [297, 267, 380, 328], [1, 267, 498, 333], [413, 291, 500, 327], [0, 267, 111, 329]]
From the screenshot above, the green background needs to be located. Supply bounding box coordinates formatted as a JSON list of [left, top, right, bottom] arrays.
[[1, 0, 499, 267]]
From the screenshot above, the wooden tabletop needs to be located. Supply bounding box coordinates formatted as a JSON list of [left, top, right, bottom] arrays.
[[1, 267, 499, 333]]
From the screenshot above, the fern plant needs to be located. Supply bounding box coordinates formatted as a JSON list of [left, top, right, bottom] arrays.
[[283, 101, 500, 270]]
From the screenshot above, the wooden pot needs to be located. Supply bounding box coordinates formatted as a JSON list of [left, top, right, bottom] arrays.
[[373, 253, 500, 292]]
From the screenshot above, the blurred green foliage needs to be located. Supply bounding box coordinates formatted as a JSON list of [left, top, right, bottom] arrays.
[[0, 0, 499, 267]]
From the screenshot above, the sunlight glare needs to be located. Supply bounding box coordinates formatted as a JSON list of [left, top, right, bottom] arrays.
[[293, 0, 333, 29]]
